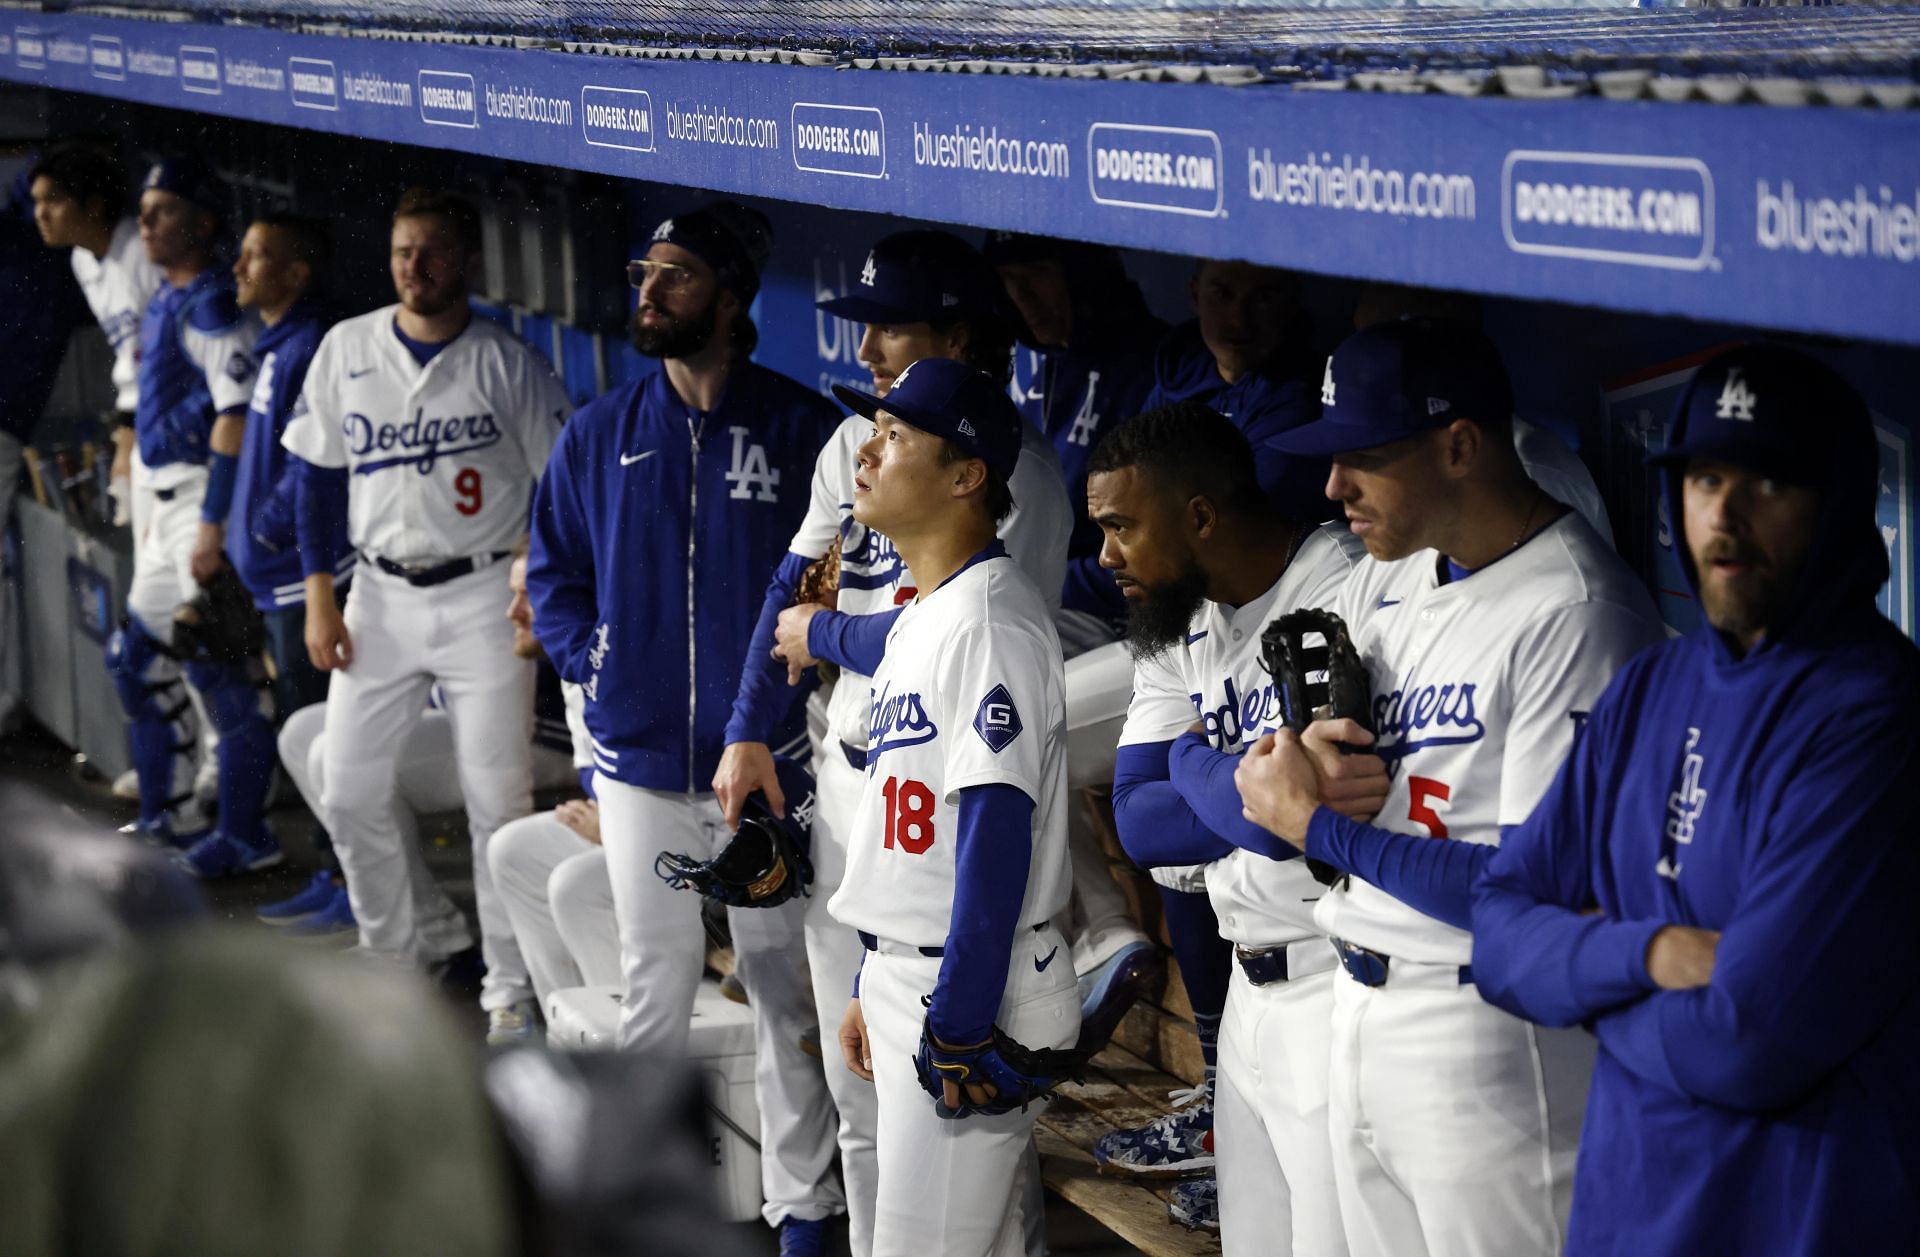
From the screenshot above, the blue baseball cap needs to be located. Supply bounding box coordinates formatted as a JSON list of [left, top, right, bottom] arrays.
[[646, 200, 773, 302], [1269, 317, 1514, 458], [1647, 345, 1861, 486], [817, 229, 1000, 325], [832, 357, 1023, 482], [141, 156, 226, 216]]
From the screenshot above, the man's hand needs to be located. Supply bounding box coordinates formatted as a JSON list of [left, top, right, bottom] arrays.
[[839, 999, 875, 1082], [1646, 926, 1720, 990], [1234, 731, 1324, 847], [1300, 718, 1390, 822], [932, 1032, 1001, 1113], [305, 598, 354, 671], [713, 741, 784, 829], [555, 798, 601, 844], [189, 522, 226, 585], [773, 603, 826, 686]]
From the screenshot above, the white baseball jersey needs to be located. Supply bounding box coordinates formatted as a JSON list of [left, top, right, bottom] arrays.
[[828, 550, 1072, 949], [72, 217, 163, 413], [1514, 417, 1612, 546], [282, 305, 569, 565], [787, 414, 1074, 751], [1313, 511, 1665, 965], [1118, 524, 1366, 947]]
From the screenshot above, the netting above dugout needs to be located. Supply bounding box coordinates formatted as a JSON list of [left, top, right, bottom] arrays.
[[59, 0, 1920, 85]]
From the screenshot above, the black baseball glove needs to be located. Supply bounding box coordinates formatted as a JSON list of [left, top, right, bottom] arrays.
[[1259, 608, 1373, 886], [172, 565, 266, 666], [655, 788, 814, 909], [913, 1018, 1089, 1118]]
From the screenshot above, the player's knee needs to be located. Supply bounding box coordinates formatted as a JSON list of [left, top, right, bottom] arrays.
[[183, 658, 271, 735], [318, 766, 394, 827], [548, 849, 605, 915], [486, 814, 538, 885], [277, 702, 324, 768], [105, 618, 179, 718]]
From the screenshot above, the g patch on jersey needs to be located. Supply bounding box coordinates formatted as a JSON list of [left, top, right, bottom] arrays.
[[973, 684, 1023, 753]]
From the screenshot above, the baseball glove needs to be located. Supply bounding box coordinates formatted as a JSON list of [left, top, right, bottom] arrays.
[[913, 1018, 1090, 1119], [172, 565, 266, 666], [792, 537, 842, 685], [1259, 608, 1372, 887], [655, 759, 817, 909]]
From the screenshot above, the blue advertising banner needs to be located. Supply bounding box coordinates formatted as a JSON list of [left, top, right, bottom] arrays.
[[7, 13, 1916, 347]]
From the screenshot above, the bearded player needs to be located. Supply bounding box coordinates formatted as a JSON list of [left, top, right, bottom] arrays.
[[827, 358, 1078, 1257]]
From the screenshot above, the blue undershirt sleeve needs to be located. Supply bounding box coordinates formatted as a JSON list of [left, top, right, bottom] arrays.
[[1304, 809, 1490, 931], [927, 782, 1035, 1045], [295, 462, 348, 578], [200, 450, 239, 525], [1110, 741, 1237, 868], [724, 550, 814, 746], [808, 607, 901, 676], [1168, 732, 1305, 862]]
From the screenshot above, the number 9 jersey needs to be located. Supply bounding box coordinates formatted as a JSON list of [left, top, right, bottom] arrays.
[[282, 304, 570, 564], [828, 544, 1073, 951]]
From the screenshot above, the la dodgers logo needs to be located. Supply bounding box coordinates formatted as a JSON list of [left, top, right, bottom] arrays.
[[1067, 372, 1102, 447], [724, 426, 780, 502], [247, 350, 279, 413], [1715, 369, 1757, 422], [867, 681, 939, 766], [347, 408, 503, 475], [859, 252, 878, 287], [1320, 357, 1337, 407], [652, 219, 674, 243], [1370, 671, 1487, 765], [1656, 727, 1708, 881]]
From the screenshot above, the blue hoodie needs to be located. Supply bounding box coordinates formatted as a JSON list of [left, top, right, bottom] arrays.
[[1472, 365, 1920, 1256], [527, 362, 839, 792], [1142, 318, 1330, 523]]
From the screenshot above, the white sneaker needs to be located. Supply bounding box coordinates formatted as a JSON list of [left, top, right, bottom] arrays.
[[486, 1001, 542, 1046], [112, 769, 141, 800]]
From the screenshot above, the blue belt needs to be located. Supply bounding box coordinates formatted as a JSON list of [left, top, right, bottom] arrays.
[[1235, 945, 1295, 988], [154, 485, 179, 502], [860, 921, 1047, 959], [366, 550, 510, 588], [1333, 937, 1473, 989], [840, 740, 866, 771]]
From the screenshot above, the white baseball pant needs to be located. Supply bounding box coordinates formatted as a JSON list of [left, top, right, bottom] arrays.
[[1327, 966, 1591, 1257], [487, 814, 618, 1004], [319, 559, 533, 1007], [1062, 641, 1151, 973], [1216, 958, 1347, 1257], [124, 460, 212, 822], [861, 922, 1079, 1257], [593, 775, 844, 1227]]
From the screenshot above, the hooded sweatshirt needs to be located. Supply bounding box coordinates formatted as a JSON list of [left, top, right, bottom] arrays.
[[1472, 364, 1920, 1256]]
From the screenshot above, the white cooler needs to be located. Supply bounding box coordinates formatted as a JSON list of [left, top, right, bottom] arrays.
[[545, 980, 763, 1222]]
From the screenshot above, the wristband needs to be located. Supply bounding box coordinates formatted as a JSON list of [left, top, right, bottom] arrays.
[[201, 451, 239, 525]]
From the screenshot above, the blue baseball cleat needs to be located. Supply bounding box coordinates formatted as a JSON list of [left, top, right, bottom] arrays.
[[1092, 1080, 1215, 1177], [259, 870, 342, 924], [284, 884, 357, 940], [1167, 1175, 1219, 1232], [1076, 939, 1157, 1054], [778, 1216, 826, 1257], [174, 829, 284, 879]]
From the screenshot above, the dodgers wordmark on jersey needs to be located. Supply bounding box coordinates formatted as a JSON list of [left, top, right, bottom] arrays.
[[1119, 524, 1366, 948], [787, 413, 1074, 751], [1313, 511, 1666, 966], [828, 550, 1072, 950], [72, 216, 162, 414], [282, 305, 570, 566]]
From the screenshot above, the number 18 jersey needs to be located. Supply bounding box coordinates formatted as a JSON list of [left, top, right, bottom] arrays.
[[828, 547, 1072, 950]]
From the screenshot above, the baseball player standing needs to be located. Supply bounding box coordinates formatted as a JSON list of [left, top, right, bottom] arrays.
[[827, 358, 1077, 1257], [1230, 318, 1665, 1256], [526, 203, 845, 1255], [1469, 348, 1920, 1256], [1091, 403, 1366, 1250], [104, 158, 273, 865], [283, 188, 568, 1032], [714, 227, 1072, 1257]]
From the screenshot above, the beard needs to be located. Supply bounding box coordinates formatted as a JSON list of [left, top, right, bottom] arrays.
[[631, 294, 721, 360], [1123, 558, 1210, 662], [1695, 538, 1797, 645]]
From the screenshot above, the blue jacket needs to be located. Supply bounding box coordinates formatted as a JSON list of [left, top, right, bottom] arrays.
[[135, 269, 257, 470], [1143, 319, 1330, 523], [527, 362, 839, 792], [229, 297, 350, 610], [0, 167, 86, 442], [1473, 401, 1920, 1256]]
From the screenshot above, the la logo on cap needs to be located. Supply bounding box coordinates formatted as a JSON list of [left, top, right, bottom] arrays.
[[859, 252, 878, 287], [1320, 358, 1337, 408], [1715, 368, 1758, 422], [893, 361, 916, 390], [652, 219, 674, 242]]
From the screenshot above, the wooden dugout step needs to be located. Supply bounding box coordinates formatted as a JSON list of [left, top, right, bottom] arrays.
[[1036, 1041, 1221, 1257]]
